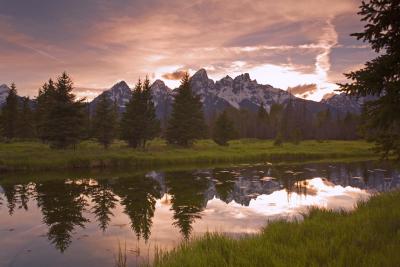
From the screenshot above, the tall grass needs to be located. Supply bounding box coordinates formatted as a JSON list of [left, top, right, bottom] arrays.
[[154, 191, 400, 267], [0, 139, 376, 172], [114, 241, 127, 267]]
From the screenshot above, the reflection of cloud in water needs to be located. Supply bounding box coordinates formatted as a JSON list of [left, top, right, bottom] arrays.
[[193, 178, 370, 235]]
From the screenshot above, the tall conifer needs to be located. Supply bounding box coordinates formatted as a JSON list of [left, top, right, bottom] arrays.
[[46, 72, 85, 149], [213, 110, 236, 146], [1, 83, 19, 140], [166, 73, 207, 147], [17, 97, 34, 139], [93, 93, 117, 148]]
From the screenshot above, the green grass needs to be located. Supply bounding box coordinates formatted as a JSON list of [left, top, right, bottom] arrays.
[[0, 139, 377, 172], [154, 191, 400, 267]]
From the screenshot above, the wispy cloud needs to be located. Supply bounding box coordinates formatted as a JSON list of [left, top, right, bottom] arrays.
[[0, 0, 373, 101]]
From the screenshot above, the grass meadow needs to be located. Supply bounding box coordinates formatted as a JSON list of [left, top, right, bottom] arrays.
[[0, 139, 377, 172]]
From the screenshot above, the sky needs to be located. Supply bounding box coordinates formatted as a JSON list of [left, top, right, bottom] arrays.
[[0, 0, 376, 101]]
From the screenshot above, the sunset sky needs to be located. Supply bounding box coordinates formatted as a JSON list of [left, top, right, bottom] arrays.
[[0, 0, 376, 101]]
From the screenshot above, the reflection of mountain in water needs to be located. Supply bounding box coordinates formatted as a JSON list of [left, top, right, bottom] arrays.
[[0, 161, 399, 252]]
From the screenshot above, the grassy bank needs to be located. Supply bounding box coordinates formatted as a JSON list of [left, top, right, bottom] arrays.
[[0, 139, 376, 172], [154, 191, 400, 267]]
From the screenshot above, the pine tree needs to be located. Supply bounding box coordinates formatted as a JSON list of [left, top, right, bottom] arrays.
[[339, 0, 400, 159], [166, 73, 207, 147], [269, 103, 284, 138], [92, 93, 117, 149], [256, 102, 270, 139], [17, 97, 34, 139], [1, 83, 19, 141], [46, 72, 85, 149], [35, 79, 56, 142], [121, 79, 143, 148], [81, 101, 92, 140], [213, 110, 236, 146], [141, 77, 160, 148]]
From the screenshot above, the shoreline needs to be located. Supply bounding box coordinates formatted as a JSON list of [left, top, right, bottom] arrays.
[[154, 190, 400, 266], [0, 139, 377, 173]]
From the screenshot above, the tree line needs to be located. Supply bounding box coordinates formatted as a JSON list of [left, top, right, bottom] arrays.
[[0, 72, 209, 149], [0, 71, 362, 149]]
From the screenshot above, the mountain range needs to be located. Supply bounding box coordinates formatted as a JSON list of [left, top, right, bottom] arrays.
[[0, 69, 374, 118]]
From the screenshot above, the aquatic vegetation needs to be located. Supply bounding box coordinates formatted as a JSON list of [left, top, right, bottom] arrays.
[[154, 190, 400, 267]]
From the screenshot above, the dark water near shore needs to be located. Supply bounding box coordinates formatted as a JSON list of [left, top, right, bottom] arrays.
[[0, 161, 399, 267]]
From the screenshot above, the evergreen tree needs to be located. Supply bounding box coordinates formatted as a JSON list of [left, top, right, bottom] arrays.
[[121, 79, 142, 148], [46, 72, 85, 149], [1, 83, 19, 141], [121, 77, 160, 149], [315, 109, 332, 142], [256, 102, 270, 139], [269, 103, 284, 138], [213, 110, 236, 146], [339, 0, 400, 158], [166, 73, 207, 147], [92, 93, 117, 149], [35, 79, 56, 142], [81, 101, 92, 140], [141, 77, 160, 148], [17, 97, 34, 139]]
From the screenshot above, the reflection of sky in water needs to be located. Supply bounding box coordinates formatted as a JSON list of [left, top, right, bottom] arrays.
[[193, 178, 370, 236], [0, 161, 399, 267]]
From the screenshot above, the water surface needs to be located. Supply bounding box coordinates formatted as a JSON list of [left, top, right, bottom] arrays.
[[0, 161, 399, 267]]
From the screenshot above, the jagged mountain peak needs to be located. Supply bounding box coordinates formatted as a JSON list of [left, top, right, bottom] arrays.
[[190, 69, 215, 96], [192, 68, 208, 79], [152, 79, 166, 87], [321, 92, 376, 114], [109, 80, 130, 91], [0, 84, 9, 91], [234, 73, 252, 83]]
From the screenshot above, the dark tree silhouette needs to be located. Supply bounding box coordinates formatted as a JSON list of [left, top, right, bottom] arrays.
[[165, 171, 208, 239], [45, 72, 86, 149], [166, 73, 207, 147], [17, 97, 35, 139], [2, 183, 17, 215], [213, 110, 236, 146], [90, 180, 118, 232], [1, 83, 19, 140], [121, 77, 160, 149], [339, 0, 400, 158], [92, 93, 117, 148], [35, 79, 56, 142], [36, 180, 89, 252], [112, 175, 161, 241]]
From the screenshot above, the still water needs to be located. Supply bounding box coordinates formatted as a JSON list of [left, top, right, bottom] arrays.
[[0, 161, 399, 267]]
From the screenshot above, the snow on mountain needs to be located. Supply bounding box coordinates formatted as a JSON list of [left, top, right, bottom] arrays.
[[190, 69, 292, 113], [91, 81, 131, 110], [89, 79, 174, 119], [149, 79, 174, 120], [321, 93, 376, 114], [89, 69, 369, 120]]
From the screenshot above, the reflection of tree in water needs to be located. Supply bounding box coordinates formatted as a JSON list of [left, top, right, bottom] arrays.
[[35, 180, 89, 253], [89, 180, 118, 232], [112, 175, 161, 241], [213, 169, 235, 203], [273, 167, 311, 198], [0, 182, 34, 215], [2, 183, 17, 215], [165, 171, 208, 240]]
